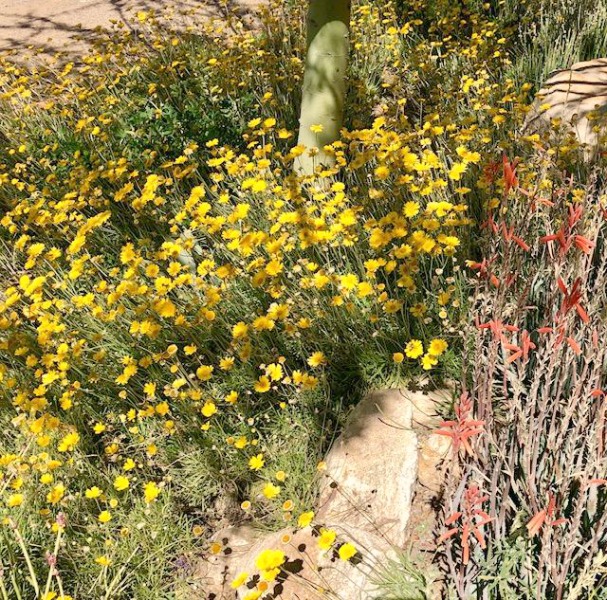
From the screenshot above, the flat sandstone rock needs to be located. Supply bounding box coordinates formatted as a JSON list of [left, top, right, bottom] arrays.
[[524, 58, 607, 156]]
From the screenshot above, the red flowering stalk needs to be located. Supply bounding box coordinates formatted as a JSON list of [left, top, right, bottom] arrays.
[[435, 392, 485, 456], [556, 277, 589, 324], [439, 484, 491, 565], [526, 492, 566, 537], [540, 204, 594, 257]]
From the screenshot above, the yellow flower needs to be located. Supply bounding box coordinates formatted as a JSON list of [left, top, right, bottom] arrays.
[[310, 124, 324, 133], [230, 571, 249, 589], [57, 431, 80, 452], [428, 338, 448, 356], [153, 298, 177, 318], [249, 454, 265, 471], [196, 365, 214, 381], [421, 354, 438, 370], [255, 549, 286, 581], [393, 352, 404, 364], [220, 357, 235, 371], [297, 511, 314, 528], [202, 401, 217, 418], [234, 436, 248, 449], [232, 321, 249, 338], [155, 402, 170, 416], [374, 165, 390, 179], [263, 482, 281, 499], [225, 391, 239, 404], [357, 281, 374, 297], [85, 486, 103, 499], [254, 376, 271, 393], [340, 273, 358, 291], [144, 481, 161, 504], [113, 476, 130, 492], [404, 340, 424, 359], [266, 363, 283, 381], [253, 316, 275, 331], [7, 493, 24, 507], [338, 542, 357, 561], [318, 528, 336, 551], [98, 510, 112, 523], [265, 259, 283, 277], [384, 299, 403, 314], [47, 484, 65, 505], [448, 161, 467, 181], [403, 201, 420, 217], [307, 352, 326, 368], [410, 303, 427, 317]]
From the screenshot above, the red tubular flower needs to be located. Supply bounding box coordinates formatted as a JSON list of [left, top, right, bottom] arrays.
[[526, 493, 566, 538], [435, 392, 485, 455], [500, 222, 530, 252], [439, 485, 491, 565], [505, 329, 536, 363], [557, 277, 589, 324], [477, 319, 519, 343], [502, 154, 519, 195]]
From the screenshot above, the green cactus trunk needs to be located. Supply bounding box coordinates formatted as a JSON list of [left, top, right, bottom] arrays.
[[295, 0, 351, 176]]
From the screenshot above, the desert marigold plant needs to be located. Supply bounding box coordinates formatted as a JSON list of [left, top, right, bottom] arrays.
[[0, 0, 599, 596]]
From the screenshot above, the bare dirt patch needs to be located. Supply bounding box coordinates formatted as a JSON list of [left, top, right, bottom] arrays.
[[0, 0, 261, 56]]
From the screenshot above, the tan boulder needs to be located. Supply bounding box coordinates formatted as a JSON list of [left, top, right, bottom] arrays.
[[318, 387, 451, 547], [188, 387, 453, 599], [524, 58, 607, 156]]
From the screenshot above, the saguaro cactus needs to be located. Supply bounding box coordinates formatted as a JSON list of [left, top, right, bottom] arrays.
[[295, 0, 351, 176]]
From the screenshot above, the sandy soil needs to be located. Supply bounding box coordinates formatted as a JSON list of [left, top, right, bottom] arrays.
[[0, 0, 259, 55]]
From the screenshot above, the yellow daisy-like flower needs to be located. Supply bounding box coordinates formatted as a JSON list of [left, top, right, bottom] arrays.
[[98, 510, 112, 523], [317, 528, 337, 551], [255, 549, 286, 581], [143, 481, 161, 504], [201, 401, 217, 418], [254, 376, 271, 393], [230, 571, 249, 589], [297, 511, 314, 528], [196, 365, 214, 381], [404, 340, 424, 359], [113, 476, 130, 492], [7, 493, 24, 507], [307, 352, 326, 368], [249, 454, 265, 471], [428, 338, 448, 356], [263, 482, 281, 499], [403, 201, 420, 217], [421, 354, 438, 370], [85, 486, 103, 499], [338, 542, 357, 561]]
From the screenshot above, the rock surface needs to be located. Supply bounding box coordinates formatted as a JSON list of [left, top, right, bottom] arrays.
[[188, 387, 453, 600], [524, 58, 607, 156], [317, 387, 449, 547]]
